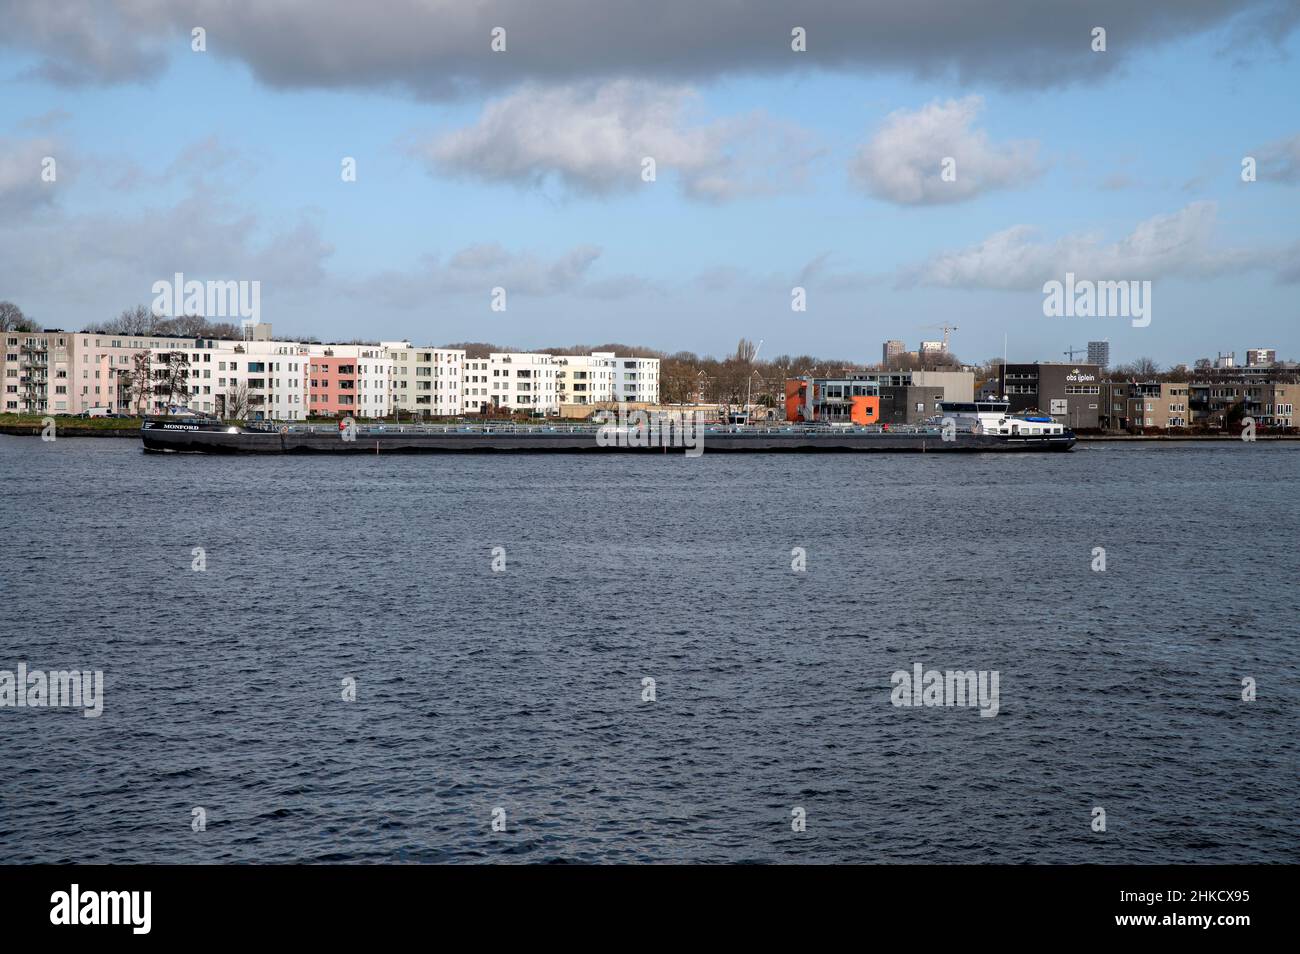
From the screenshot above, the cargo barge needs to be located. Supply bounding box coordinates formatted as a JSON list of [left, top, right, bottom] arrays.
[[141, 401, 1076, 454]]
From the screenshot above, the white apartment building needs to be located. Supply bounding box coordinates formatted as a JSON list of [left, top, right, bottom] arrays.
[[487, 352, 558, 414], [210, 340, 310, 420], [383, 341, 465, 417], [462, 357, 491, 413], [356, 345, 393, 418], [612, 356, 660, 404], [554, 352, 617, 405]]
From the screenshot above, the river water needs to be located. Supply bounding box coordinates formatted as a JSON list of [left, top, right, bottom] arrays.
[[1, 435, 1296, 863]]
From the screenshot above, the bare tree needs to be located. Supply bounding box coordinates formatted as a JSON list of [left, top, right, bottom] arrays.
[[660, 355, 702, 404], [1110, 357, 1161, 381], [205, 321, 241, 339], [1132, 356, 1160, 379], [734, 338, 759, 363], [131, 350, 153, 415], [169, 312, 210, 337], [0, 301, 40, 332], [154, 352, 191, 407], [223, 383, 251, 421]]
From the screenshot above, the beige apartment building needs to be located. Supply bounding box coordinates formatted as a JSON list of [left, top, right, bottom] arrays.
[[3, 331, 73, 414], [5, 329, 206, 415], [1263, 383, 1298, 428], [554, 352, 618, 405], [1190, 380, 1298, 428], [1126, 382, 1190, 429]]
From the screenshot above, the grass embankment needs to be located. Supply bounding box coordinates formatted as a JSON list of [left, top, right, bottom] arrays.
[[0, 414, 144, 437]]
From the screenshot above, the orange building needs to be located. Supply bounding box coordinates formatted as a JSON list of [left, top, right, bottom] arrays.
[[786, 378, 879, 425]]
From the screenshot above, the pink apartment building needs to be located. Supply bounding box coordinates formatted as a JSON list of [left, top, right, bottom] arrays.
[[308, 355, 359, 416]]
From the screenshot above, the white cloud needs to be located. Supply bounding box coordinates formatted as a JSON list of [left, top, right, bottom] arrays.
[[902, 201, 1265, 289], [850, 96, 1041, 205], [0, 136, 60, 216], [422, 80, 816, 201]]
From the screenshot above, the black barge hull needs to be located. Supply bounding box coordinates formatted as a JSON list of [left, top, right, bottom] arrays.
[[141, 421, 1077, 454]]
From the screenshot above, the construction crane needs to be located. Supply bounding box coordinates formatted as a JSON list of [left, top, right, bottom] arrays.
[[1063, 345, 1088, 360], [923, 324, 959, 351]]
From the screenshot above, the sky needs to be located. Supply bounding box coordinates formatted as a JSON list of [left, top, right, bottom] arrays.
[[1, 0, 1298, 366]]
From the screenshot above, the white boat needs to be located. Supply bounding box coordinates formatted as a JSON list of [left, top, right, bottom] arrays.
[[934, 400, 1071, 438]]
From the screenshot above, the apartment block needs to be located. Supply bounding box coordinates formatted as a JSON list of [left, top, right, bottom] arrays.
[[384, 341, 465, 417], [554, 352, 617, 405], [1245, 348, 1276, 367], [1265, 383, 1298, 428], [612, 356, 660, 404], [1126, 382, 1190, 429], [3, 331, 73, 414], [208, 340, 309, 420], [486, 352, 558, 414], [76, 333, 154, 415], [462, 356, 492, 413], [306, 344, 392, 419], [1191, 380, 1297, 428]]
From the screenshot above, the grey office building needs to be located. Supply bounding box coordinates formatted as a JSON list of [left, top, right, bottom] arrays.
[[1087, 341, 1109, 369], [999, 362, 1102, 430]]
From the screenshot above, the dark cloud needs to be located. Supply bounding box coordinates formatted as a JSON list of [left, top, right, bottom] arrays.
[[1, 0, 1292, 92]]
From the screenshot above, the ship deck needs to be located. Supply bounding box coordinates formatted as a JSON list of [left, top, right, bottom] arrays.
[[141, 420, 1077, 453]]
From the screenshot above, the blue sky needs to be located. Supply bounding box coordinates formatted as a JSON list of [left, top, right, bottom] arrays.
[[1, 1, 1297, 366]]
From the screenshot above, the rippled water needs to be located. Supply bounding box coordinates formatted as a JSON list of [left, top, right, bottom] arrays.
[[1, 435, 1296, 863]]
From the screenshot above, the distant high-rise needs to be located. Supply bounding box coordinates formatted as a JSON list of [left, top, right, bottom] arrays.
[[919, 340, 944, 355], [882, 339, 906, 364], [1215, 351, 1236, 369], [1087, 341, 1109, 369], [1246, 348, 1276, 367]]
